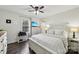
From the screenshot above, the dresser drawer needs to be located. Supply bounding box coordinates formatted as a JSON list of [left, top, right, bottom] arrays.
[[0, 32, 7, 54], [0, 51, 4, 54], [4, 44, 7, 54], [0, 43, 4, 53], [0, 38, 3, 43], [0, 49, 4, 54]]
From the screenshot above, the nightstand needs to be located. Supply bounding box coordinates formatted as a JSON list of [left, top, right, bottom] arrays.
[[68, 38, 79, 53]]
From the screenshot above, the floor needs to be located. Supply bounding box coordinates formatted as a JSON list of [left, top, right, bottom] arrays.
[[7, 40, 78, 54], [7, 40, 35, 54]]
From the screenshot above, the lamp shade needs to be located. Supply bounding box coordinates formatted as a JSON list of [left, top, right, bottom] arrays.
[[41, 23, 50, 30], [70, 27, 79, 32], [44, 24, 50, 30]]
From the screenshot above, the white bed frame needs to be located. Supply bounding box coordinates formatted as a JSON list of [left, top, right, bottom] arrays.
[[29, 39, 57, 54]]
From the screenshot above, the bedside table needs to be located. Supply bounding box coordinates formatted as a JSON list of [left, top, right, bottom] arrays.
[[68, 38, 79, 53]]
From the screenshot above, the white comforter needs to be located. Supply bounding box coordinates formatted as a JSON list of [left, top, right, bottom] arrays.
[[30, 34, 68, 54]]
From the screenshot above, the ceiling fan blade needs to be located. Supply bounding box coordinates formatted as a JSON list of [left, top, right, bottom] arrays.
[[39, 11, 44, 13], [30, 5, 35, 9], [40, 6, 44, 9], [28, 10, 34, 12]]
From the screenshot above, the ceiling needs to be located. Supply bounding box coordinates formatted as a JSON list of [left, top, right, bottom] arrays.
[[0, 5, 78, 18]]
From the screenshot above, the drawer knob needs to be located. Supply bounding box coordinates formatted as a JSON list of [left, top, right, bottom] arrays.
[[1, 39, 4, 43], [1, 50, 3, 52]]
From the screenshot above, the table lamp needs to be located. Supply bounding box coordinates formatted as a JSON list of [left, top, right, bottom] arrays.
[[44, 24, 50, 33], [70, 27, 78, 38], [41, 23, 50, 33]]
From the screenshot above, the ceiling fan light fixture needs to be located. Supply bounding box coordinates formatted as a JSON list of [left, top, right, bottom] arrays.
[[34, 11, 39, 15]]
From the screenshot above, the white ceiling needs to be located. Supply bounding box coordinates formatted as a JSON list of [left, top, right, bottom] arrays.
[[0, 5, 78, 18]]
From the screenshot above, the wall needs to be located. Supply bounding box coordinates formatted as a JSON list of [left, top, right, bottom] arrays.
[[44, 7, 79, 38], [0, 9, 29, 44], [45, 7, 79, 25], [1, 7, 79, 44]]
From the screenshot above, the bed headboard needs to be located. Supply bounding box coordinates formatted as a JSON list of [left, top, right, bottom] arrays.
[[47, 22, 68, 37], [49, 22, 68, 30]]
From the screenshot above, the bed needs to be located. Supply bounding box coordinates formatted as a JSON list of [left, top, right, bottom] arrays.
[[29, 23, 68, 54], [29, 33, 68, 54]]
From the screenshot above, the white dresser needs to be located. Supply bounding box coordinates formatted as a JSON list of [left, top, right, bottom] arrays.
[[0, 31, 7, 54]]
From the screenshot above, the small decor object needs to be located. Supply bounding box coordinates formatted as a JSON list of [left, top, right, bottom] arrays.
[[6, 19, 11, 23], [18, 31, 26, 36], [18, 31, 27, 43]]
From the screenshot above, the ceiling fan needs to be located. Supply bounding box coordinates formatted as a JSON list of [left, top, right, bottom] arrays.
[[28, 5, 44, 15]]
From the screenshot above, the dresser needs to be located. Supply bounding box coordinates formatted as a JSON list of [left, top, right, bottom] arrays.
[[0, 31, 7, 54], [68, 38, 79, 53]]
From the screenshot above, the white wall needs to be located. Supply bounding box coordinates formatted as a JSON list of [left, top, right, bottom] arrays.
[[0, 9, 29, 44], [45, 7, 79, 26], [44, 7, 79, 38], [1, 7, 79, 44]]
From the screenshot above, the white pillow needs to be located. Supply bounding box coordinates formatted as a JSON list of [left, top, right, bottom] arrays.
[[47, 29, 68, 38], [54, 29, 64, 35], [47, 29, 55, 35]]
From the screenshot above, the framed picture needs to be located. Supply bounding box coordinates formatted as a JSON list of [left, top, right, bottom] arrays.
[[32, 21, 39, 27], [6, 19, 11, 23]]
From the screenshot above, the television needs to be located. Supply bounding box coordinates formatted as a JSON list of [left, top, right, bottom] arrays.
[[32, 21, 39, 27]]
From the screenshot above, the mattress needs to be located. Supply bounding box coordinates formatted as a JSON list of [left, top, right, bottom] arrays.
[[30, 34, 67, 54]]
